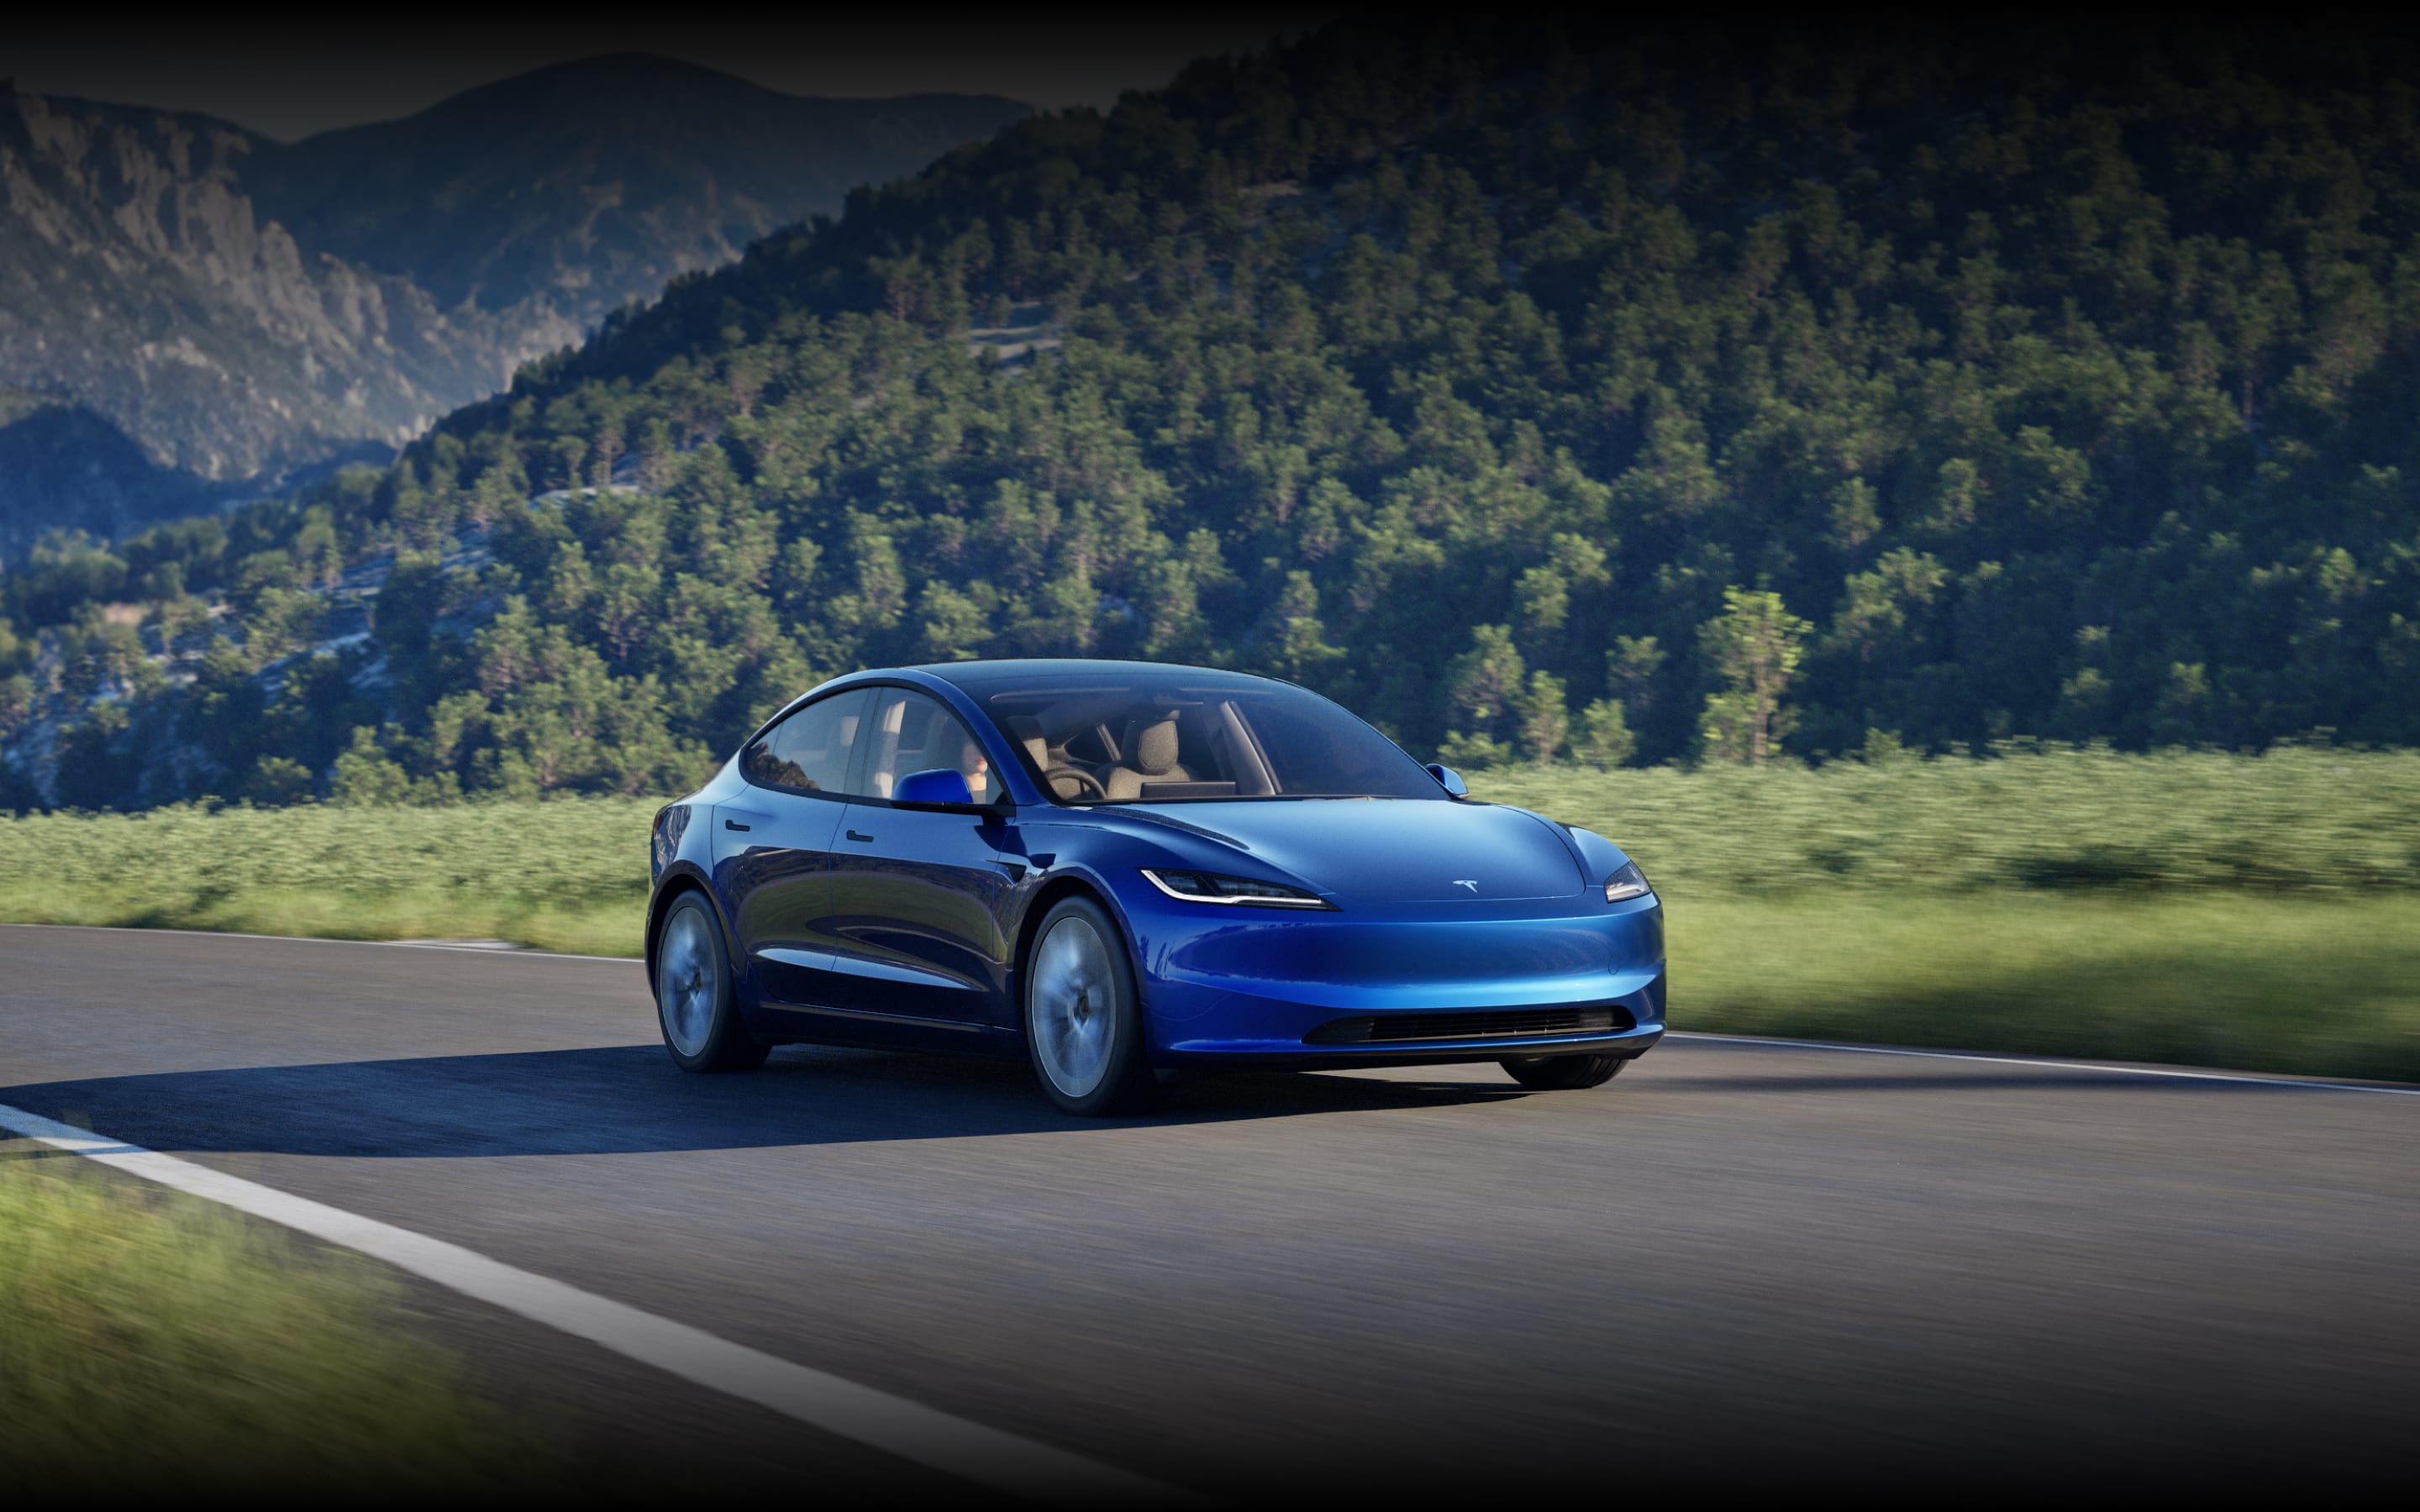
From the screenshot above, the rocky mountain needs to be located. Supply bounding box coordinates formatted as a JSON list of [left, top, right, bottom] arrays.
[[0, 60, 1025, 554], [246, 55, 1029, 320], [0, 89, 527, 545]]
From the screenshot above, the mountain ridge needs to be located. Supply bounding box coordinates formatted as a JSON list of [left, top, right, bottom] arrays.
[[0, 58, 1028, 552], [248, 55, 1028, 315]]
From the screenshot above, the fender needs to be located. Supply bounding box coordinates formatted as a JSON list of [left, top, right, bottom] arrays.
[[994, 853, 1153, 1041], [643, 858, 732, 986], [645, 795, 738, 988]]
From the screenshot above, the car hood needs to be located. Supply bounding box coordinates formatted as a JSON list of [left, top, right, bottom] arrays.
[[1120, 799, 1587, 902]]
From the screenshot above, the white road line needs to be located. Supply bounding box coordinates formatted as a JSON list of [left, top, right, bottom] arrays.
[[1665, 1032, 2420, 1097], [0, 1100, 1192, 1506]]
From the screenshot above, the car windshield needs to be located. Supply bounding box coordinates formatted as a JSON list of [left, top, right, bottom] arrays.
[[964, 672, 1444, 804]]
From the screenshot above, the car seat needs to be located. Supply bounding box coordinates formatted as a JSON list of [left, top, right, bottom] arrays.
[[1100, 716, 1192, 800], [1009, 715, 1098, 800]]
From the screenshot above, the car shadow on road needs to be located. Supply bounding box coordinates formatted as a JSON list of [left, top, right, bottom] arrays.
[[0, 1044, 1523, 1158]]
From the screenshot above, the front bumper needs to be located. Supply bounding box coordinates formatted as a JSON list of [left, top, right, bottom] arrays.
[[1128, 888, 1667, 1066], [1162, 1020, 1665, 1069]]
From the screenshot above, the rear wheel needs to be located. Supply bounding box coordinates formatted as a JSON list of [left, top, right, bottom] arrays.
[[1023, 896, 1156, 1116], [1500, 1053, 1628, 1089], [654, 891, 768, 1073]]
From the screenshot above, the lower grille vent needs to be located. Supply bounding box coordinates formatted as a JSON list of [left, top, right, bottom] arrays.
[[1303, 1005, 1630, 1045]]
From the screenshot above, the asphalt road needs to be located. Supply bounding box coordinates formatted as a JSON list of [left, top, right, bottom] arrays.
[[3, 924, 2414, 1494]]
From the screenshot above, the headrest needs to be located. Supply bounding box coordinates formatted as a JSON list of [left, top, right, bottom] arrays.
[[1135, 717, 1181, 776]]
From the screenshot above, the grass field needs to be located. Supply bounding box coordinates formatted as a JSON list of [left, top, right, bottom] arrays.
[[0, 799, 651, 956], [1673, 892, 2420, 1082], [0, 1154, 551, 1495], [3, 745, 2417, 1079], [1475, 743, 2420, 895]]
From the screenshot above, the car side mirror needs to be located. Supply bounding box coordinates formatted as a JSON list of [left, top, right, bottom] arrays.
[[1425, 763, 1470, 798], [892, 768, 988, 812]]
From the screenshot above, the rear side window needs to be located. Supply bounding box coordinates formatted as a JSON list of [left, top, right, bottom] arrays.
[[741, 689, 871, 794]]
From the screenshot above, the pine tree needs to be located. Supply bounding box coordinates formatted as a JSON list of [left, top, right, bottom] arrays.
[[1698, 588, 1811, 766]]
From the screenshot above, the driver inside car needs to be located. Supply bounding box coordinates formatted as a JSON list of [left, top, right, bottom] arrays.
[[958, 735, 993, 804]]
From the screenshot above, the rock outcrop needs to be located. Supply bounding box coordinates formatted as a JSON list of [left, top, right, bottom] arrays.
[[0, 60, 1024, 551]]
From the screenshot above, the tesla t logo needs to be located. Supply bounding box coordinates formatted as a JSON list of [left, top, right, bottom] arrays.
[[1453, 879, 1479, 892]]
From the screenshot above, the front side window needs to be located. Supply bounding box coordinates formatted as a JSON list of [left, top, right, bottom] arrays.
[[851, 689, 997, 804], [740, 688, 870, 794]]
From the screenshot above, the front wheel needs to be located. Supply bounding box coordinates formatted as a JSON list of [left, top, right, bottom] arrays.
[[654, 891, 768, 1073], [1500, 1053, 1628, 1089], [1023, 896, 1157, 1116]]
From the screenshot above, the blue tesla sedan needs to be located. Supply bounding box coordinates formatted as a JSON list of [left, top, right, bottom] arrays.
[[646, 660, 1665, 1114]]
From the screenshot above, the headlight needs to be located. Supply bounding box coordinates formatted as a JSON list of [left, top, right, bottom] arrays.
[[1603, 861, 1652, 903], [1141, 869, 1334, 909]]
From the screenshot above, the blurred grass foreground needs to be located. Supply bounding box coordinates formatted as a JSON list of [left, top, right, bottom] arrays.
[[3, 743, 2417, 1080], [0, 1156, 546, 1495]]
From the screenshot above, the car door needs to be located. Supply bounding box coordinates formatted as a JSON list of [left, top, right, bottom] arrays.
[[715, 688, 871, 1008], [821, 686, 1016, 1026]]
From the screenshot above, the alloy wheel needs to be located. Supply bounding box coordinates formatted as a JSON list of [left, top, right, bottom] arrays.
[[1030, 914, 1118, 1097], [657, 905, 718, 1058]]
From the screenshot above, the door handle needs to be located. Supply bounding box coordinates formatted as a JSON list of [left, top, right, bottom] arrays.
[[846, 830, 875, 843], [723, 819, 751, 832]]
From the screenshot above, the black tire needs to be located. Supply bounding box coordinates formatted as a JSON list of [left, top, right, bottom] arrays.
[[1022, 895, 1158, 1116], [653, 891, 769, 1074], [1500, 1053, 1628, 1089]]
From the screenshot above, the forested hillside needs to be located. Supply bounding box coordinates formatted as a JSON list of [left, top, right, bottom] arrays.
[[7, 17, 2420, 808]]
